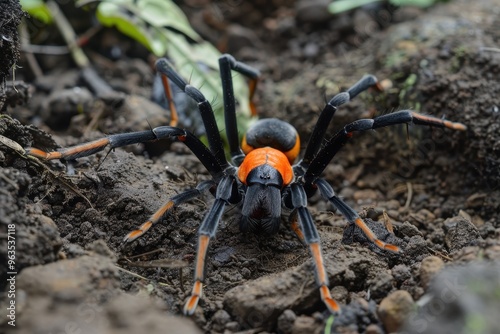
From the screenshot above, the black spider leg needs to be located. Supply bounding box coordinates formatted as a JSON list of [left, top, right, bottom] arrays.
[[155, 58, 228, 168], [219, 54, 260, 166], [124, 180, 215, 242], [298, 109, 466, 250], [183, 174, 239, 315], [303, 110, 466, 185], [296, 75, 379, 174], [28, 127, 224, 178], [284, 183, 340, 314], [314, 178, 401, 253]]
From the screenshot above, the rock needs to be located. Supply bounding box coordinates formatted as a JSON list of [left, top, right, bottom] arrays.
[[391, 264, 411, 286], [16, 255, 120, 301], [378, 290, 415, 333], [292, 315, 320, 334], [366, 323, 384, 334], [419, 256, 444, 290], [0, 255, 201, 333], [443, 215, 481, 252], [295, 0, 332, 24], [331, 286, 349, 305], [277, 309, 297, 334], [212, 309, 232, 332], [105, 294, 202, 334], [398, 221, 423, 238], [41, 87, 94, 131], [224, 247, 387, 330]]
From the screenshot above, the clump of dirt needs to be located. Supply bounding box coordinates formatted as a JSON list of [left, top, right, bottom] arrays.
[[0, 0, 24, 110], [1, 0, 499, 333]]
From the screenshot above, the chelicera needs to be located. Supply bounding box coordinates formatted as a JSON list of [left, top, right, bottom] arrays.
[[27, 54, 466, 315]]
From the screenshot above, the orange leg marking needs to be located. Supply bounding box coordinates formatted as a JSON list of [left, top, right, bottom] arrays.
[[194, 235, 210, 280], [443, 119, 467, 131], [27, 138, 110, 160], [354, 218, 400, 253], [124, 221, 153, 242], [310, 242, 340, 314], [151, 201, 174, 222], [290, 219, 306, 245], [26, 148, 62, 160], [184, 235, 210, 315], [184, 281, 202, 315], [161, 74, 179, 127], [320, 285, 341, 314], [412, 112, 467, 131], [309, 242, 327, 284], [124, 201, 174, 242]]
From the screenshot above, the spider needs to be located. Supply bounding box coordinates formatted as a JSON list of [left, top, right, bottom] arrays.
[[27, 54, 466, 315]]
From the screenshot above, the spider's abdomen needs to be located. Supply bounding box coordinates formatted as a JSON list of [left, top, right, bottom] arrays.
[[237, 147, 293, 187], [241, 118, 300, 163]]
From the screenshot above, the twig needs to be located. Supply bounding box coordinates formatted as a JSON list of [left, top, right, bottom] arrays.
[[404, 181, 413, 210], [115, 265, 171, 287], [426, 247, 452, 262], [83, 100, 105, 136], [118, 257, 188, 269], [0, 130, 94, 209], [21, 44, 70, 55], [480, 47, 500, 53], [46, 0, 89, 68], [19, 21, 43, 78]]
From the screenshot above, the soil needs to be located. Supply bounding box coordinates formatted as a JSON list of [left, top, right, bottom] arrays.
[[1, 0, 499, 333]]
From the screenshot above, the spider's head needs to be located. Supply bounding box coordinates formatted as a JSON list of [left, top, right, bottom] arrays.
[[237, 147, 293, 235]]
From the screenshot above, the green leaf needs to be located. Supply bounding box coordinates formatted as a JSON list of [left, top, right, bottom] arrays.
[[96, 0, 256, 137], [328, 0, 381, 14], [329, 0, 440, 14], [165, 32, 255, 136], [20, 0, 53, 24], [96, 0, 202, 56]]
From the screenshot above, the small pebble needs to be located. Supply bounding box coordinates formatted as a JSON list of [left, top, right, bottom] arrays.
[[378, 290, 415, 333], [443, 215, 480, 252], [291, 315, 319, 334], [391, 264, 411, 285], [366, 323, 384, 334], [225, 321, 240, 332], [331, 286, 349, 304], [419, 256, 444, 290], [277, 309, 296, 334]]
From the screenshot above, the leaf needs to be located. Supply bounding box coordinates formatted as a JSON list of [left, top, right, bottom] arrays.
[[329, 0, 440, 14], [97, 1, 168, 56], [96, 0, 256, 138], [96, 0, 201, 57], [328, 0, 381, 14], [163, 32, 255, 139], [20, 0, 53, 24]]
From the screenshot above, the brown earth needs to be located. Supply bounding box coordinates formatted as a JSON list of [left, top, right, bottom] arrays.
[[1, 0, 499, 333]]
